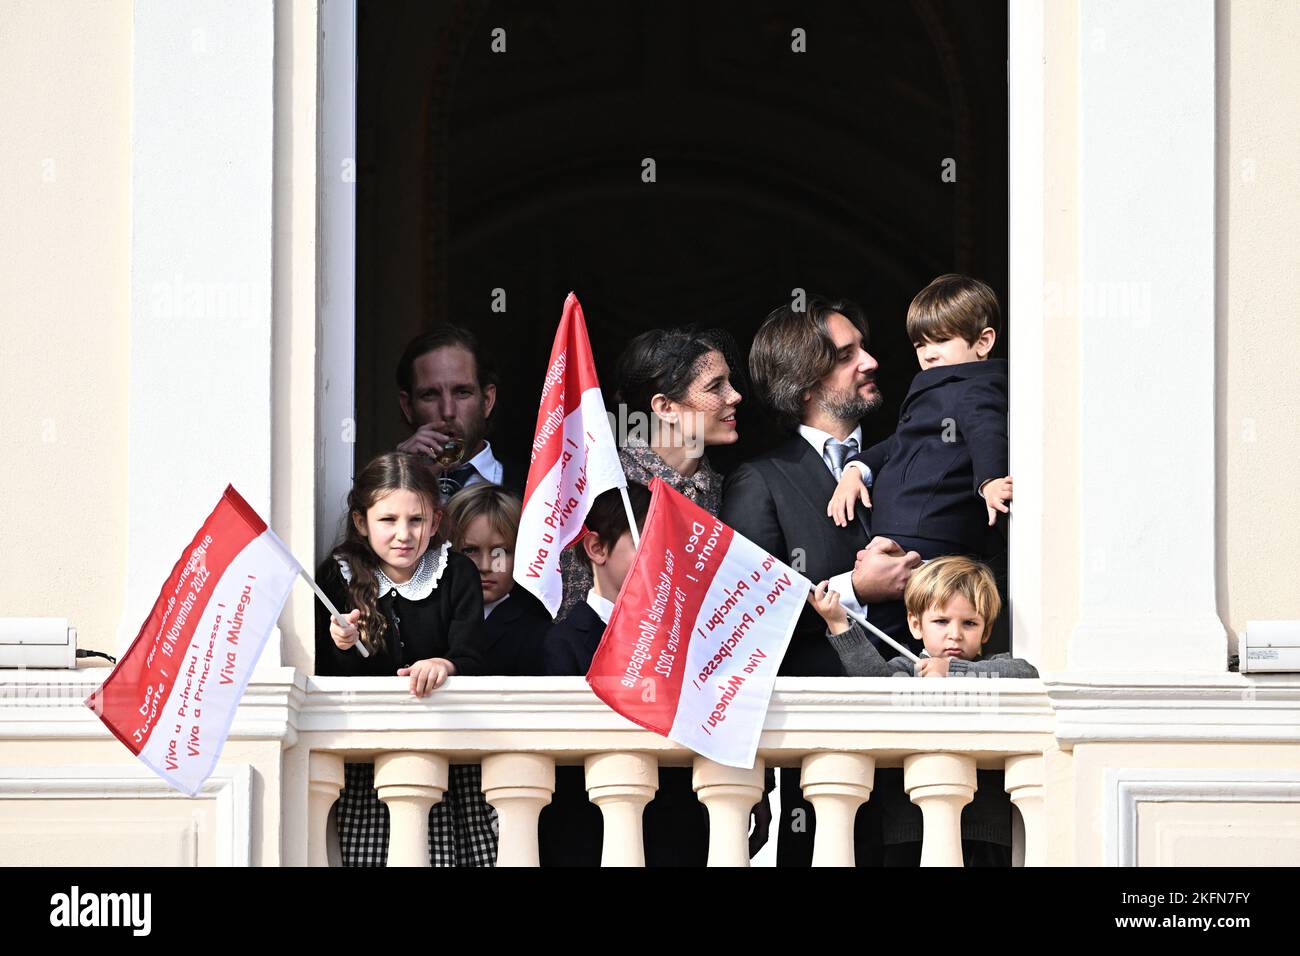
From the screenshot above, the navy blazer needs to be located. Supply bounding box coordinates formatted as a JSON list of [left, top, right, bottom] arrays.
[[856, 359, 1007, 554], [719, 436, 874, 676], [482, 585, 551, 676], [541, 600, 606, 676]]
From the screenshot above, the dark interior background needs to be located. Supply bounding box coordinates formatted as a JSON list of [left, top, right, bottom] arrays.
[[355, 0, 1008, 475]]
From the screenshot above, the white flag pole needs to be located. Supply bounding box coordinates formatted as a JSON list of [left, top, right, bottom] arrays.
[[619, 484, 641, 549], [843, 605, 920, 663], [300, 568, 370, 659]]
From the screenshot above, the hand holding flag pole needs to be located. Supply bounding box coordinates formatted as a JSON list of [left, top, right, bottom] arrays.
[[300, 568, 370, 658]]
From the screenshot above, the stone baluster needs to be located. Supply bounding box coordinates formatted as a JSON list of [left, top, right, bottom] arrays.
[[308, 751, 345, 868], [585, 752, 657, 867], [693, 757, 765, 867], [1004, 754, 1047, 867], [802, 752, 876, 867], [482, 752, 555, 867], [374, 752, 448, 867], [904, 752, 976, 867]]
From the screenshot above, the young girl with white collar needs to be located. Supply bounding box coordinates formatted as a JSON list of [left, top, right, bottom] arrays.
[[315, 452, 491, 866]]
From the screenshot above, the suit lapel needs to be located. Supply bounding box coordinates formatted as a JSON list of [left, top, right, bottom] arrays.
[[577, 602, 606, 662], [483, 595, 523, 652], [771, 436, 871, 539]]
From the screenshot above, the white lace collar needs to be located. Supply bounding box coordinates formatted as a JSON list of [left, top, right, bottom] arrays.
[[336, 541, 451, 601]]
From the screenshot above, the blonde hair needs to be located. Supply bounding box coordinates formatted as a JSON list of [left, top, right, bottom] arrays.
[[903, 556, 1001, 641], [444, 483, 522, 548], [905, 274, 1000, 346]]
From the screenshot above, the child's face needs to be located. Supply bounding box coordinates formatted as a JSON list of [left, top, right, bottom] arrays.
[[914, 328, 995, 369], [354, 489, 440, 583], [460, 515, 513, 605], [907, 594, 989, 661]]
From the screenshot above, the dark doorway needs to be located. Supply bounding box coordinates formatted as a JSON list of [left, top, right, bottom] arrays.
[[355, 0, 1008, 473]]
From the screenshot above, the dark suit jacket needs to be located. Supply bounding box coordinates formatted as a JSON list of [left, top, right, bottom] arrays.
[[719, 435, 873, 676], [541, 600, 605, 676], [493, 449, 527, 498], [854, 359, 1007, 555], [482, 585, 551, 676]]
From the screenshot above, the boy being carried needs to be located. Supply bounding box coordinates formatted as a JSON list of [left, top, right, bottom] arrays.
[[827, 275, 1011, 646], [832, 273, 1013, 650]]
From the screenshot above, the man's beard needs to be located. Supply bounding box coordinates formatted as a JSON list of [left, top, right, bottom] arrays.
[[815, 382, 882, 424]]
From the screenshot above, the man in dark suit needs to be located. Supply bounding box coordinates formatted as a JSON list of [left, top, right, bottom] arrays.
[[719, 295, 922, 867], [395, 326, 526, 497]]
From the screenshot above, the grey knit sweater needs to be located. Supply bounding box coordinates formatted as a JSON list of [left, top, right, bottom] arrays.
[[826, 620, 1040, 679], [825, 619, 1039, 847]]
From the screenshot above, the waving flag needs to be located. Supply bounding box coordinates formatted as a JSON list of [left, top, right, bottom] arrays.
[[587, 478, 810, 769], [86, 486, 299, 795], [514, 292, 627, 616]]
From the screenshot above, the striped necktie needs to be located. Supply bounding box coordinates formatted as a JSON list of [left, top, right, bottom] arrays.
[[823, 437, 859, 480]]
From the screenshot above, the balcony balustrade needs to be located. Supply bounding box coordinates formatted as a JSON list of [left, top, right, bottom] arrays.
[[292, 675, 1054, 867]]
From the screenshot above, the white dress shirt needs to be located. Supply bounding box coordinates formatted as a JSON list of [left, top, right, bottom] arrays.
[[586, 588, 615, 625], [483, 593, 509, 619], [461, 439, 504, 487], [796, 424, 870, 619]]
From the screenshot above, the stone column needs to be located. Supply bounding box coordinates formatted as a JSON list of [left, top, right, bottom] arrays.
[[801, 752, 875, 867], [374, 752, 448, 867], [1004, 754, 1047, 867], [904, 752, 976, 867], [482, 752, 555, 868], [307, 751, 345, 868], [693, 757, 765, 868], [585, 752, 657, 867], [1070, 0, 1224, 673]]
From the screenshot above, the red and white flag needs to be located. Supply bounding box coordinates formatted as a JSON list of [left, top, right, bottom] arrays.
[[515, 292, 627, 616], [587, 478, 810, 769], [86, 486, 300, 795]]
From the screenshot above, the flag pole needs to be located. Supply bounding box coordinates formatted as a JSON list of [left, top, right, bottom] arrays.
[[843, 605, 920, 663], [300, 568, 370, 659], [619, 484, 641, 548]]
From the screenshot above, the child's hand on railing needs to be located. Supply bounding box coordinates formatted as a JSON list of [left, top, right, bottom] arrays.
[[398, 657, 456, 697], [915, 657, 951, 678]]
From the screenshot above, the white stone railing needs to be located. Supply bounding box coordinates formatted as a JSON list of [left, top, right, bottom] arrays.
[[287, 676, 1056, 868]]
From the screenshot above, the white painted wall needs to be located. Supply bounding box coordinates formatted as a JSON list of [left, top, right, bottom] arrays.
[[126, 2, 278, 659], [317, 0, 357, 566], [0, 0, 132, 654], [1218, 0, 1300, 648], [1070, 0, 1226, 672]]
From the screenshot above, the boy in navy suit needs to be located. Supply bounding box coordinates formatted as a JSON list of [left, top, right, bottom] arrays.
[[830, 274, 1011, 540], [827, 275, 1012, 650]]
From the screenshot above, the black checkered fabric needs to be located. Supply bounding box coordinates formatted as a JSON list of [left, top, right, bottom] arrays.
[[337, 762, 498, 867]]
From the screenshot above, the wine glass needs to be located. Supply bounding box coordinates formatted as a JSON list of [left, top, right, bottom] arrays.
[[434, 434, 467, 498]]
